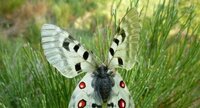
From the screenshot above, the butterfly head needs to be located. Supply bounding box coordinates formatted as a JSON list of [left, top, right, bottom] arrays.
[[95, 65, 108, 78]]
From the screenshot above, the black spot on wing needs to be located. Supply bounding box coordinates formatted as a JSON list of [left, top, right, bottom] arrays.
[[83, 51, 89, 60], [92, 103, 102, 108], [113, 38, 119, 46], [118, 57, 123, 65], [63, 40, 70, 51], [75, 63, 81, 72], [73, 44, 80, 52], [109, 48, 114, 56], [121, 29, 126, 42], [107, 103, 114, 107]]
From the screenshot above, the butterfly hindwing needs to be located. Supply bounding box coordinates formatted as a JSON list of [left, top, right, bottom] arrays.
[[69, 73, 102, 108], [41, 24, 96, 78], [108, 8, 140, 70], [107, 72, 134, 108], [68, 72, 134, 108]]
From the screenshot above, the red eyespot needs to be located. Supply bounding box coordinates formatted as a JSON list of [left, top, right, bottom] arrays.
[[119, 81, 125, 88], [79, 82, 86, 89], [78, 99, 86, 108], [118, 98, 126, 108]]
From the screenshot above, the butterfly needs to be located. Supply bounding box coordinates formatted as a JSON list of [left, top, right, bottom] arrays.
[[41, 8, 140, 108]]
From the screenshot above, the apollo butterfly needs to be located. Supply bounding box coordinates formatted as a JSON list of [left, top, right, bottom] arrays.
[[41, 8, 140, 108]]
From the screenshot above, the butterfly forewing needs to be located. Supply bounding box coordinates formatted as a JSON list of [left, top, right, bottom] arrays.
[[108, 8, 140, 70], [41, 24, 96, 78]]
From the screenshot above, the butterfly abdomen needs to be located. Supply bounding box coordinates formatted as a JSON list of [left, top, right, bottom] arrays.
[[93, 65, 114, 103], [96, 76, 113, 102]]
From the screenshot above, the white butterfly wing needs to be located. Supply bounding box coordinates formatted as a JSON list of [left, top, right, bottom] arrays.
[[69, 73, 102, 108], [69, 73, 134, 108], [107, 72, 135, 108], [108, 8, 140, 70], [41, 24, 96, 78]]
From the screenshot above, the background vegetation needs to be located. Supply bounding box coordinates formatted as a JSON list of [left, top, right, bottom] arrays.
[[0, 0, 200, 108]]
